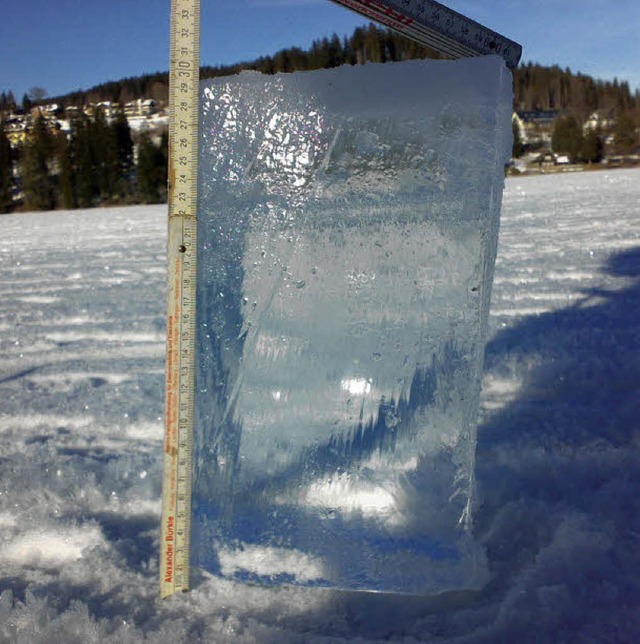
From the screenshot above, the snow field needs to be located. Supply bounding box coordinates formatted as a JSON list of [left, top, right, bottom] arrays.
[[0, 169, 638, 641]]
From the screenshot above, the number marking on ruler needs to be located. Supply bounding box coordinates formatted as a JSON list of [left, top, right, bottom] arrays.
[[330, 0, 522, 69], [160, 0, 200, 600]]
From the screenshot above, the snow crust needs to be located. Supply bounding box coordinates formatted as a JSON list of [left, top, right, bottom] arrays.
[[0, 170, 639, 639]]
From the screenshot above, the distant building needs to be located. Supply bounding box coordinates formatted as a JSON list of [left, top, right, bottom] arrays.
[[512, 112, 527, 143], [533, 150, 557, 168], [96, 101, 117, 120], [124, 98, 157, 118], [517, 110, 559, 148], [528, 149, 571, 169], [41, 103, 63, 117], [141, 99, 157, 116], [583, 109, 615, 133], [3, 116, 28, 146], [2, 96, 166, 151]]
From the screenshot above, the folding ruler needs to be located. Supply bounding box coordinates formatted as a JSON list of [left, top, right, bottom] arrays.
[[160, 0, 200, 599], [330, 0, 522, 69]]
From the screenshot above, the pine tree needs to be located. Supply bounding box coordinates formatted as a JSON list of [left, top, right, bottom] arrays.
[[613, 112, 638, 155], [364, 24, 383, 63], [72, 114, 98, 208], [21, 115, 56, 211], [112, 106, 134, 197], [0, 126, 13, 213], [136, 132, 166, 203], [57, 136, 76, 210], [93, 107, 118, 201], [159, 129, 168, 191], [327, 34, 343, 68], [581, 129, 604, 163], [343, 35, 357, 66], [552, 114, 584, 163], [22, 93, 32, 112], [0, 91, 17, 114]]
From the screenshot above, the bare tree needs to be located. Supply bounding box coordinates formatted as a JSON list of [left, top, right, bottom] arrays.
[[28, 87, 47, 103]]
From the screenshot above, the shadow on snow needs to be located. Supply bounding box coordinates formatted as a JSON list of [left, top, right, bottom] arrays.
[[467, 245, 640, 636], [247, 245, 640, 639]]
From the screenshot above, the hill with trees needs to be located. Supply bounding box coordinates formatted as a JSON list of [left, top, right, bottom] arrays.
[[34, 24, 637, 119], [1, 23, 638, 213]]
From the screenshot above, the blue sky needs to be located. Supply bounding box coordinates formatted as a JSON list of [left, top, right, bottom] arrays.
[[1, 0, 639, 101]]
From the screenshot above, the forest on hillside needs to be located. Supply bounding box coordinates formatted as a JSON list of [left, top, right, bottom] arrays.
[[34, 24, 639, 118], [1, 24, 639, 214]]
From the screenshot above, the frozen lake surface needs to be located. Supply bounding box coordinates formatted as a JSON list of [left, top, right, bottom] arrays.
[[0, 168, 639, 641]]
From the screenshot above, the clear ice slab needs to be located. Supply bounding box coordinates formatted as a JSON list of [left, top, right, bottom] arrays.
[[192, 57, 513, 595]]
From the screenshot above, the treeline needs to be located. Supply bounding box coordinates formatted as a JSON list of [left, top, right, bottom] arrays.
[[41, 26, 445, 108], [2, 23, 639, 214], [548, 112, 638, 164], [37, 24, 637, 117], [0, 126, 11, 213], [514, 63, 637, 117], [45, 72, 172, 112], [0, 108, 167, 213]]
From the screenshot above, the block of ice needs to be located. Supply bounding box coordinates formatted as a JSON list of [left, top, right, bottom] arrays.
[[192, 57, 512, 595]]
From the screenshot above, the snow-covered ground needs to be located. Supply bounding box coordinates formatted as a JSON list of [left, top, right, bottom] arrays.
[[0, 168, 639, 641]]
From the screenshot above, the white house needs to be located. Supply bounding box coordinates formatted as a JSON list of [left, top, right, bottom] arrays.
[[583, 109, 614, 133]]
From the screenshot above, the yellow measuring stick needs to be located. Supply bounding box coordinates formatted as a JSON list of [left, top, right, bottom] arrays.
[[160, 0, 200, 599]]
